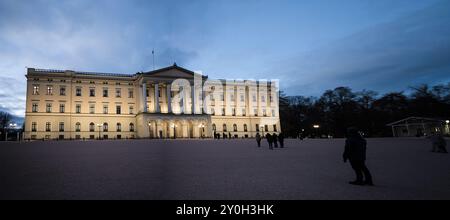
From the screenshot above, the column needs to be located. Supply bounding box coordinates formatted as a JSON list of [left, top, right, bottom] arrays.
[[167, 83, 172, 113], [191, 84, 196, 114], [182, 121, 188, 138], [154, 83, 160, 113], [142, 82, 147, 112]]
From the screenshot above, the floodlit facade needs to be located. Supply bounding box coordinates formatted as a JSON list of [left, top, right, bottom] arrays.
[[24, 64, 281, 140]]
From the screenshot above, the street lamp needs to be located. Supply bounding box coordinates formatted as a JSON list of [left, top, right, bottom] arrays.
[[198, 123, 205, 138], [313, 124, 320, 138], [97, 123, 102, 140]]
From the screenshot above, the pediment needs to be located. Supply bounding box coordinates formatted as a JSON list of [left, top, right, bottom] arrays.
[[142, 64, 203, 79]]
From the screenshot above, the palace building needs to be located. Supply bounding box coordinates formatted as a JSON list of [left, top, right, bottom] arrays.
[[24, 63, 281, 140]]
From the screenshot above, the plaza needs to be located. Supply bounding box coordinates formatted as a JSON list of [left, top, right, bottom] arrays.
[[0, 138, 448, 200]]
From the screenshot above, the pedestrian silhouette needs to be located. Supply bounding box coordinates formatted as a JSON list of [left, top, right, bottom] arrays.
[[429, 132, 448, 153], [255, 133, 262, 147], [343, 127, 374, 186], [273, 133, 278, 148], [278, 132, 284, 148], [266, 133, 273, 150]]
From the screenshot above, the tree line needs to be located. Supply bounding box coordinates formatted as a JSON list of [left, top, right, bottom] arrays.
[[279, 83, 450, 138]]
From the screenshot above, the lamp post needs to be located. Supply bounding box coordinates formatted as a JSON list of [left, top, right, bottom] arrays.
[[445, 120, 449, 135], [313, 124, 320, 138], [97, 123, 102, 140], [198, 123, 205, 138]]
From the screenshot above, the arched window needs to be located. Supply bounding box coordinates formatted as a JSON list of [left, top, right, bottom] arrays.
[[117, 123, 122, 132], [233, 124, 237, 132], [212, 123, 216, 131], [103, 123, 108, 132], [129, 123, 135, 132], [75, 122, 81, 132], [89, 122, 95, 132], [223, 124, 227, 132], [244, 124, 248, 132]]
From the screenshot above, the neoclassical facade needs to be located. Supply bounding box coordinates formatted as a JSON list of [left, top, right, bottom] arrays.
[[24, 64, 281, 140]]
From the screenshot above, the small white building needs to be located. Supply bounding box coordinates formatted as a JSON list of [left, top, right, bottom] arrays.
[[387, 117, 449, 137]]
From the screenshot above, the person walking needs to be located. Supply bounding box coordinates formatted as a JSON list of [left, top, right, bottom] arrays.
[[266, 133, 273, 150], [256, 133, 262, 147], [273, 133, 278, 148], [429, 132, 448, 153], [343, 127, 374, 186], [278, 132, 284, 148]]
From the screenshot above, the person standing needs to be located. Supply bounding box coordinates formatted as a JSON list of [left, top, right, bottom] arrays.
[[256, 133, 262, 147], [273, 133, 278, 148], [278, 132, 284, 148], [343, 127, 374, 186], [266, 133, 273, 150]]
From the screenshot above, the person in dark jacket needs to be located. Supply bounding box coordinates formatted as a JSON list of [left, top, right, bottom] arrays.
[[343, 127, 374, 186], [266, 133, 273, 150], [273, 133, 278, 148], [278, 132, 284, 148], [255, 133, 262, 147]]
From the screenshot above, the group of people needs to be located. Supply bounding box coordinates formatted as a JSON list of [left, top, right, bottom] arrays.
[[255, 132, 284, 149]]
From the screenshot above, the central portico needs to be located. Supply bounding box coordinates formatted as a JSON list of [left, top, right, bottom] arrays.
[[135, 63, 212, 138]]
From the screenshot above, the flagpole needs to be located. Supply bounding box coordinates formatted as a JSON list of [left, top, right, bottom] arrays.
[[152, 49, 155, 70]]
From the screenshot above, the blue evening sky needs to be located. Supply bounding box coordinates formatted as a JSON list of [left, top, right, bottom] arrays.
[[0, 0, 449, 116]]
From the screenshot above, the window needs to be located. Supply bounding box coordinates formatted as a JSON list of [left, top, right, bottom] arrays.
[[261, 95, 265, 102], [233, 124, 237, 132], [244, 124, 248, 132], [223, 124, 227, 132], [256, 124, 260, 132], [117, 123, 122, 132], [103, 88, 108, 97], [273, 125, 277, 132], [146, 89, 149, 97], [103, 123, 108, 132], [129, 123, 135, 132], [210, 95, 214, 101], [270, 95, 273, 102], [47, 86, 53, 95], [89, 104, 95, 114], [76, 104, 81, 113], [103, 105, 108, 114], [46, 103, 52, 113], [240, 94, 244, 102], [46, 122, 51, 132], [212, 124, 216, 131], [272, 109, 275, 117], [116, 105, 121, 114], [60, 86, 66, 96], [263, 109, 267, 117], [128, 89, 134, 98], [32, 103, 38, 112], [242, 108, 246, 116], [33, 85, 39, 95], [221, 108, 225, 116], [89, 122, 95, 132], [59, 104, 65, 113], [220, 94, 224, 101], [265, 125, 268, 132], [254, 109, 258, 116], [252, 95, 256, 102], [59, 122, 64, 132], [75, 122, 81, 132], [230, 94, 235, 101], [76, 87, 82, 96], [89, 88, 95, 97], [158, 89, 162, 98], [31, 122, 37, 132], [129, 106, 134, 114], [232, 108, 236, 116], [116, 88, 121, 98], [211, 108, 215, 115]]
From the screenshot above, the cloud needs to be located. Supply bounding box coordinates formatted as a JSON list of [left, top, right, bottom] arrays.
[[277, 1, 450, 95]]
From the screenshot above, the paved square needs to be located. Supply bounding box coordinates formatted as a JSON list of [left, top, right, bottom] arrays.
[[0, 138, 449, 199]]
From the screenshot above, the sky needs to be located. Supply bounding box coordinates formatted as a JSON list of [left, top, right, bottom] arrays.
[[0, 0, 449, 117]]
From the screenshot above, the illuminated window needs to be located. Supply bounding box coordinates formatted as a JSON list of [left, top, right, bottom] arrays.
[[33, 85, 39, 95]]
